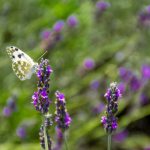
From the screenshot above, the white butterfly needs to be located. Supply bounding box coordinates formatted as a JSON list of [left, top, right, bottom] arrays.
[[6, 46, 38, 81]]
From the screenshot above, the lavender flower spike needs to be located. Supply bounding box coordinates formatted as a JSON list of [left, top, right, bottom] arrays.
[[55, 91, 72, 130], [101, 82, 121, 134], [32, 58, 53, 114]]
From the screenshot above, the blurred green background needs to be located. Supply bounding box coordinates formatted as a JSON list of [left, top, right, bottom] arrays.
[[1, 0, 150, 149]]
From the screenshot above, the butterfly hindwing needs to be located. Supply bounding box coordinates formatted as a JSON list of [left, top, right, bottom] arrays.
[[6, 46, 38, 80]]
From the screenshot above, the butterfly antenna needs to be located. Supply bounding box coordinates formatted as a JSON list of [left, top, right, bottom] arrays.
[[37, 50, 48, 62]]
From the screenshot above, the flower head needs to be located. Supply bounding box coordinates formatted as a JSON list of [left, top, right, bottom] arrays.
[[101, 82, 121, 133], [96, 1, 110, 12], [2, 107, 12, 117], [32, 59, 53, 114], [141, 64, 150, 80], [113, 130, 128, 142], [16, 126, 26, 139], [41, 30, 51, 39], [67, 15, 78, 28], [53, 21, 65, 32], [83, 58, 95, 70], [138, 6, 150, 28], [55, 91, 72, 130], [90, 80, 100, 90]]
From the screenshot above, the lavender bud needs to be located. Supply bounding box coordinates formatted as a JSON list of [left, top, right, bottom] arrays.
[[16, 126, 26, 139], [67, 15, 78, 28], [53, 21, 65, 32]]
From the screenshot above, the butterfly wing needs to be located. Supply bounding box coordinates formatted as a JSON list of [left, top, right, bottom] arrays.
[[6, 46, 38, 80]]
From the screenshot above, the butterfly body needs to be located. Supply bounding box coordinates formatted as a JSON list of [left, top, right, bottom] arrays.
[[6, 46, 38, 80]]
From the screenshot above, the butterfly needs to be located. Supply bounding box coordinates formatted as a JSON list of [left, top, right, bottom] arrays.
[[6, 46, 38, 81]]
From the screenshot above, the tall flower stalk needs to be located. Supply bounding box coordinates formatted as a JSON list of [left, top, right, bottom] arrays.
[[54, 91, 72, 150], [101, 82, 121, 150], [32, 59, 53, 150]]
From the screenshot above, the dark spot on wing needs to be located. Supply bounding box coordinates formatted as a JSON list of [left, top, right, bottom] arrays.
[[15, 48, 18, 51], [18, 54, 22, 58], [12, 55, 15, 59], [11, 46, 13, 49]]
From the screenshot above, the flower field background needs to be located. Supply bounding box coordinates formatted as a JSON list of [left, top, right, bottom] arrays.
[[0, 0, 150, 149]]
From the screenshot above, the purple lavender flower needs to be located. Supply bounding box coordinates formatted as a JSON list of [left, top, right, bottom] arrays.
[[55, 91, 72, 130], [67, 15, 78, 28], [90, 79, 100, 90], [53, 21, 65, 32], [141, 64, 150, 80], [92, 103, 105, 114], [16, 126, 26, 139], [2, 107, 12, 117], [101, 82, 121, 133], [53, 127, 63, 150], [145, 146, 150, 150], [96, 1, 110, 12], [129, 75, 141, 91], [118, 82, 126, 95], [119, 67, 133, 81], [41, 29, 51, 39], [83, 58, 95, 70], [113, 130, 128, 142], [2, 95, 17, 117], [138, 6, 150, 28], [140, 93, 149, 106], [32, 59, 53, 114], [39, 125, 52, 150]]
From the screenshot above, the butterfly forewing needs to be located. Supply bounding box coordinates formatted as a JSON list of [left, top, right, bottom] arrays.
[[6, 46, 38, 80]]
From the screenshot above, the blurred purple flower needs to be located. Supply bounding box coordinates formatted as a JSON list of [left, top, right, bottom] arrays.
[[92, 103, 105, 114], [101, 82, 121, 133], [113, 130, 128, 142], [144, 146, 150, 150], [118, 82, 126, 94], [2, 107, 12, 117], [83, 58, 95, 70], [16, 127, 26, 139], [67, 15, 78, 28], [140, 93, 149, 106], [7, 96, 17, 112], [96, 1, 110, 12], [119, 67, 132, 81], [138, 5, 150, 28], [53, 127, 63, 150], [53, 21, 65, 32], [41, 30, 51, 39], [129, 75, 141, 91], [141, 64, 150, 80], [90, 79, 100, 90]]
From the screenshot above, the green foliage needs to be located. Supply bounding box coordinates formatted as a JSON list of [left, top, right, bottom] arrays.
[[0, 0, 150, 149]]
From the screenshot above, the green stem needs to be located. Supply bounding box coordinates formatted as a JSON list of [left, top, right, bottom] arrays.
[[107, 134, 111, 150], [64, 131, 68, 150], [43, 117, 49, 150]]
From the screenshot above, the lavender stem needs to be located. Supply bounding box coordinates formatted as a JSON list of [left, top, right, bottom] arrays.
[[64, 131, 68, 150], [43, 117, 49, 150], [107, 134, 111, 150]]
